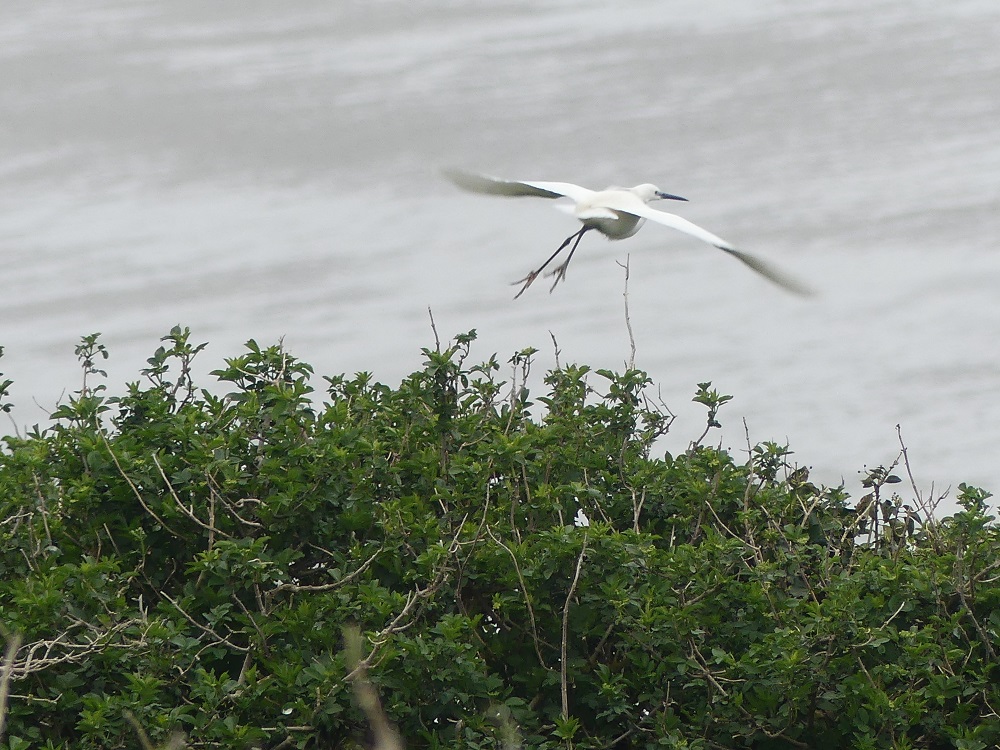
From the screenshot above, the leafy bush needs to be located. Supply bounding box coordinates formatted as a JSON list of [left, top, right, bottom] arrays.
[[1, 328, 998, 749]]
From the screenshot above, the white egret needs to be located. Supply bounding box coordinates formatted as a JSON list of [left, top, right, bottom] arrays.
[[444, 169, 812, 298]]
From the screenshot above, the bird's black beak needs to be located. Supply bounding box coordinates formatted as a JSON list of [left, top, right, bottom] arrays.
[[656, 191, 688, 202]]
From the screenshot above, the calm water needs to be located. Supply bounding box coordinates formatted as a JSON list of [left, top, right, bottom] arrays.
[[3, 0, 999, 511]]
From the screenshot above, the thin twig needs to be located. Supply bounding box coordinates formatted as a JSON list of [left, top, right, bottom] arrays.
[[31, 474, 53, 550], [123, 710, 185, 750], [487, 527, 548, 669], [689, 640, 808, 749], [347, 526, 462, 680], [896, 425, 922, 509], [101, 433, 182, 538], [616, 255, 637, 370], [631, 487, 646, 534], [586, 621, 617, 668], [896, 424, 943, 546], [549, 331, 562, 370], [954, 545, 997, 659], [207, 478, 263, 529], [882, 599, 907, 630], [428, 306, 441, 353], [160, 592, 249, 653], [152, 453, 233, 541], [561, 533, 588, 720], [270, 546, 383, 595]]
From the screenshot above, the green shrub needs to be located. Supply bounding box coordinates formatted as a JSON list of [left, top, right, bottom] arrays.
[[1, 328, 997, 749]]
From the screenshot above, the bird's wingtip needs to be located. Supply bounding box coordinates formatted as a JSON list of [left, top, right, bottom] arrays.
[[441, 166, 475, 184], [720, 246, 816, 297], [442, 168, 493, 193]]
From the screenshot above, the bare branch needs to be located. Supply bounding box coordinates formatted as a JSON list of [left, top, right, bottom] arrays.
[[160, 591, 249, 653], [561, 533, 588, 720], [152, 453, 233, 542], [347, 524, 463, 680], [896, 424, 943, 548], [954, 544, 997, 659], [631, 487, 646, 534], [549, 331, 562, 370], [100, 433, 182, 538], [616, 255, 637, 370], [427, 306, 441, 353], [1, 631, 22, 741], [344, 627, 404, 750], [487, 527, 548, 669], [6, 620, 148, 681], [270, 546, 383, 595]]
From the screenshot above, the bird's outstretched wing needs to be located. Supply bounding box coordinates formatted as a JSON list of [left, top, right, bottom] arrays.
[[598, 197, 735, 249], [718, 247, 814, 296], [443, 169, 594, 203], [612, 201, 815, 296]]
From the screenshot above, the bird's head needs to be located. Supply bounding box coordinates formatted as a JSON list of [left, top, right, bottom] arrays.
[[633, 183, 688, 203]]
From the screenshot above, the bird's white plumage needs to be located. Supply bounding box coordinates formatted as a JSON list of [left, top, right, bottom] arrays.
[[444, 169, 812, 297], [616, 201, 733, 250]]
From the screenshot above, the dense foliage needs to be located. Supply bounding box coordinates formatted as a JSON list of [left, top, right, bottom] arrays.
[[1, 328, 998, 750]]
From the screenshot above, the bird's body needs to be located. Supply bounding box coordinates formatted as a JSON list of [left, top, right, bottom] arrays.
[[444, 169, 811, 298], [562, 189, 647, 239]]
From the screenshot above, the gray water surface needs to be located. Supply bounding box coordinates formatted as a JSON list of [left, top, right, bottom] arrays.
[[3, 0, 1000, 509]]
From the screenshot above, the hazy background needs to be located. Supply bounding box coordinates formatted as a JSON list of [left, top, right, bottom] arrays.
[[3, 0, 999, 512]]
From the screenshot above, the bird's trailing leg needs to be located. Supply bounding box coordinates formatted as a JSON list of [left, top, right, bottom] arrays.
[[512, 226, 590, 299], [546, 227, 589, 292]]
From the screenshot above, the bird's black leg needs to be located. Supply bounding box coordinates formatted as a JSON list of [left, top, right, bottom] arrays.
[[512, 227, 588, 299], [546, 227, 589, 291]]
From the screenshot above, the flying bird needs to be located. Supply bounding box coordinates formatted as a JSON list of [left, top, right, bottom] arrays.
[[444, 169, 812, 299]]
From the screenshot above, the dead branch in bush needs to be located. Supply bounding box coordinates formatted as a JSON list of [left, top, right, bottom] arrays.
[[207, 478, 264, 530], [687, 640, 808, 749], [561, 532, 588, 720], [270, 545, 383, 596], [123, 710, 156, 750], [32, 473, 54, 552], [616, 255, 636, 370], [344, 627, 404, 750], [630, 486, 646, 533], [347, 525, 463, 680], [1, 631, 21, 741], [152, 453, 233, 544], [454, 486, 497, 634], [953, 544, 997, 659], [4, 619, 148, 681], [549, 331, 561, 370], [427, 306, 441, 353], [346, 581, 437, 680], [101, 433, 182, 538], [739, 422, 769, 566], [159, 591, 249, 653], [896, 425, 944, 549]]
